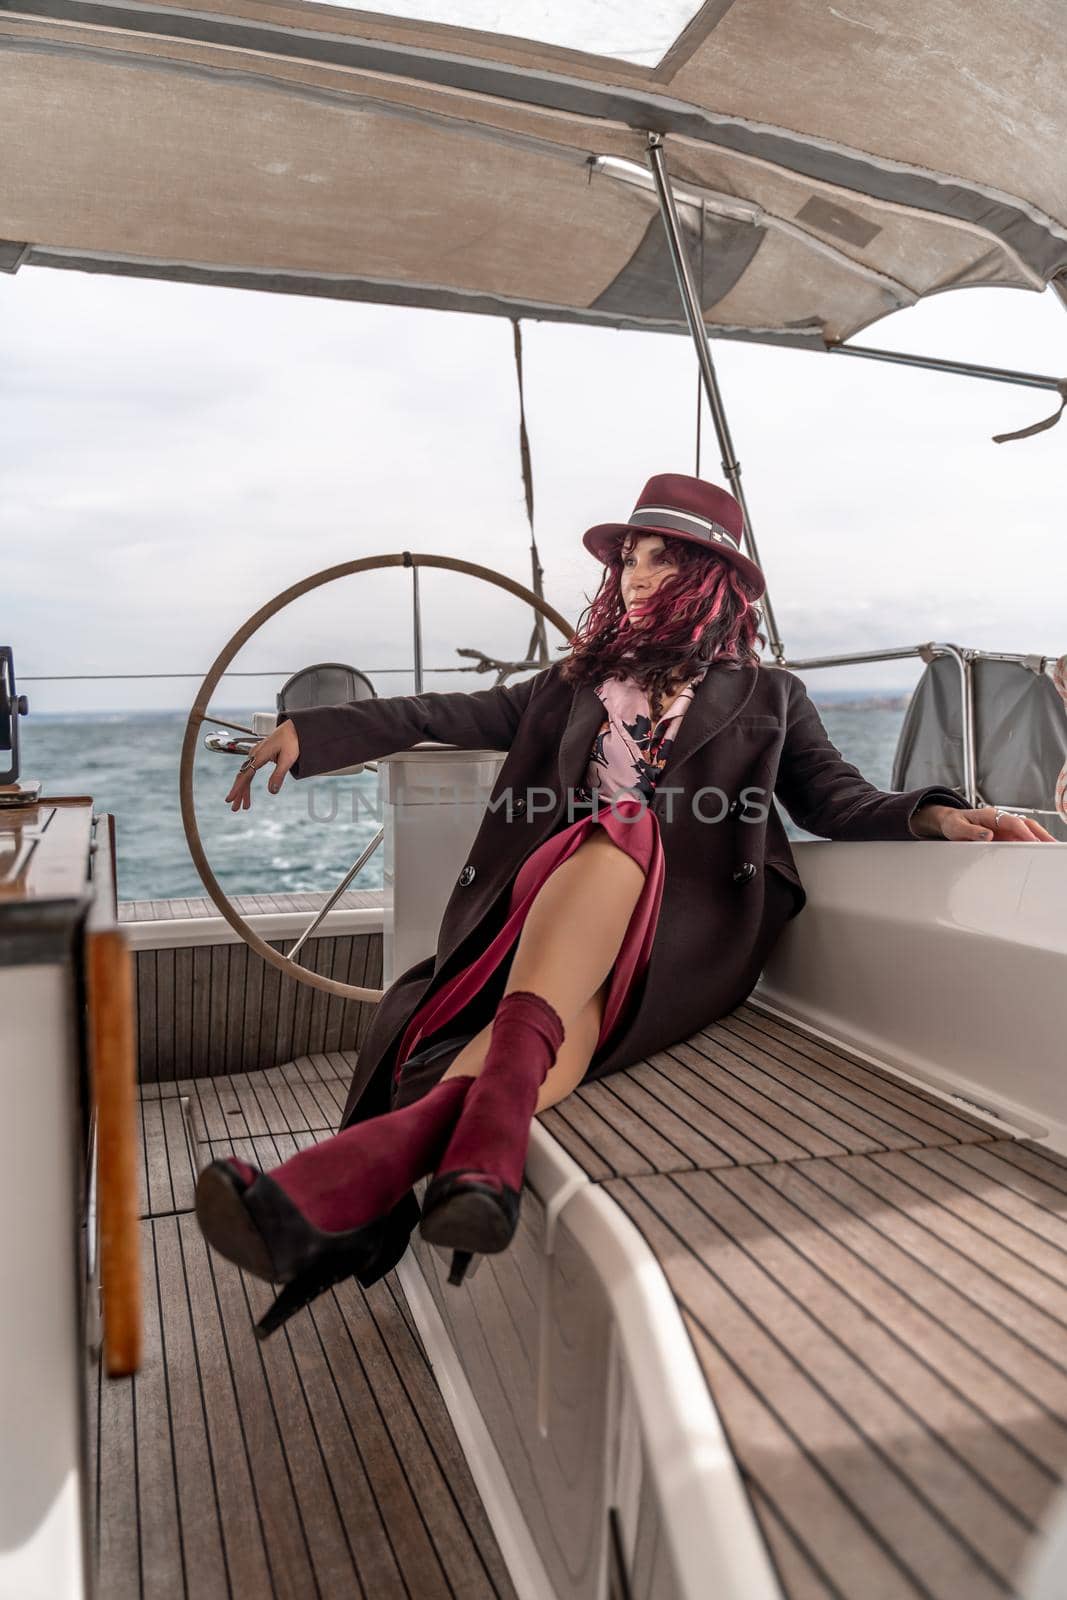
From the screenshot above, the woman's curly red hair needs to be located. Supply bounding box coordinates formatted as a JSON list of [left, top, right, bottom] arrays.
[[559, 529, 765, 698]]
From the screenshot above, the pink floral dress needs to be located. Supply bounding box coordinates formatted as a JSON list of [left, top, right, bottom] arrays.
[[577, 667, 709, 805]]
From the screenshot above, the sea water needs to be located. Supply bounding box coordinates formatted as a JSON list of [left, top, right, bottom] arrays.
[[19, 697, 907, 903]]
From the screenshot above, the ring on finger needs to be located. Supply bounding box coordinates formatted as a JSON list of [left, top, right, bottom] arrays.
[[239, 756, 257, 774]]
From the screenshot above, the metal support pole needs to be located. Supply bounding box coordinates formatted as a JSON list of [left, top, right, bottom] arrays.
[[830, 343, 1064, 393], [646, 132, 784, 662], [960, 652, 979, 808], [410, 558, 424, 693]]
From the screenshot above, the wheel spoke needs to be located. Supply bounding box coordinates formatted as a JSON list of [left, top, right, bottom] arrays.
[[200, 712, 260, 738], [288, 828, 385, 963]]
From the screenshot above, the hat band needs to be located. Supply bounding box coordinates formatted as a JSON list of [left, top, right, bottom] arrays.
[[629, 505, 738, 549]]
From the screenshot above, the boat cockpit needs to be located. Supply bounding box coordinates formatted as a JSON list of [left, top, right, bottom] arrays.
[[3, 3, 1067, 1596]]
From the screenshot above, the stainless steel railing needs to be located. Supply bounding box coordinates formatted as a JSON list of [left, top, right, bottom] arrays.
[[779, 642, 1063, 815], [23, 644, 1066, 818]]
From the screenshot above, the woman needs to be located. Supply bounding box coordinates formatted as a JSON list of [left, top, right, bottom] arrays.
[[195, 472, 1055, 1337]]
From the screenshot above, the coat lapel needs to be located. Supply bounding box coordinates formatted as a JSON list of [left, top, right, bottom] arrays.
[[659, 663, 759, 783], [556, 665, 759, 794], [557, 684, 608, 793]]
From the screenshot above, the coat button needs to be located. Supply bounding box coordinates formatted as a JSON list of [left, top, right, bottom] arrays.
[[732, 861, 757, 885], [513, 797, 526, 813], [458, 863, 476, 887], [727, 799, 740, 817]]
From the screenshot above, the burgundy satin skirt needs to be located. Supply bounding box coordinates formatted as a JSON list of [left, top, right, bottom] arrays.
[[392, 795, 665, 1086]]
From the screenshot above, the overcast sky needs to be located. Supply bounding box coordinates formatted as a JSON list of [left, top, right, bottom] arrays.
[[3, 264, 1065, 713]]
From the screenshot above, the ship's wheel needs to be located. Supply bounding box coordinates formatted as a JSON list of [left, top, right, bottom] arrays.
[[180, 552, 573, 1002]]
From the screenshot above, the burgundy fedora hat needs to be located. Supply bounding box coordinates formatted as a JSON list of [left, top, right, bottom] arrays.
[[583, 472, 765, 599]]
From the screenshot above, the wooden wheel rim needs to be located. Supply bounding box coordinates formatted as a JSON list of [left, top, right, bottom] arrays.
[[179, 552, 574, 1003]]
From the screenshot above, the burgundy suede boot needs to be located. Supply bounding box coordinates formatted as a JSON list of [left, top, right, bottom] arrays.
[[419, 990, 565, 1285], [195, 1074, 472, 1337]]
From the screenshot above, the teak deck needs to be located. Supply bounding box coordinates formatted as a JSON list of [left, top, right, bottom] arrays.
[[112, 1002, 1067, 1599], [554, 1002, 1067, 1600], [100, 1054, 516, 1600]]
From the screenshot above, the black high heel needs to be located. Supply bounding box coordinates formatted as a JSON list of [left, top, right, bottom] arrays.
[[418, 1171, 521, 1287], [256, 1190, 418, 1338], [195, 1160, 419, 1338]]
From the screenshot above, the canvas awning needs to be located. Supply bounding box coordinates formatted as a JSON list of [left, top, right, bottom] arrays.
[[2, 0, 1065, 346]]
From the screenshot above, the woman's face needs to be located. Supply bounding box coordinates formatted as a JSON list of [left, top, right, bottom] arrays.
[[619, 532, 680, 625]]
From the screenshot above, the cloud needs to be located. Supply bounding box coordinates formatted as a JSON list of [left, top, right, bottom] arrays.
[[3, 266, 1064, 712]]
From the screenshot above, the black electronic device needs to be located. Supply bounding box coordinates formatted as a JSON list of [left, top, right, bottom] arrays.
[[0, 646, 38, 806]]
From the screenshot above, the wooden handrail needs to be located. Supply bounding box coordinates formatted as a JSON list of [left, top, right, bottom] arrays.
[[87, 927, 142, 1377]]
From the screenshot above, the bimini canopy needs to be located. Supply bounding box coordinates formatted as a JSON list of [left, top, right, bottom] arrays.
[[2, 0, 1066, 348]]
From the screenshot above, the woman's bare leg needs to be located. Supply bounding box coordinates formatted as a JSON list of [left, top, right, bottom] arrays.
[[442, 979, 608, 1111], [441, 829, 644, 1105]]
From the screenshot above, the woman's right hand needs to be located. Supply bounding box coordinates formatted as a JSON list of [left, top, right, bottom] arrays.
[[224, 721, 300, 812]]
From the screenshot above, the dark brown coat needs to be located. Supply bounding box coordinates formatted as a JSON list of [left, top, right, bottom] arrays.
[[283, 662, 965, 1130]]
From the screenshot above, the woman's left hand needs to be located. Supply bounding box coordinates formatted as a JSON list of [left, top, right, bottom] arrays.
[[917, 802, 1057, 842]]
